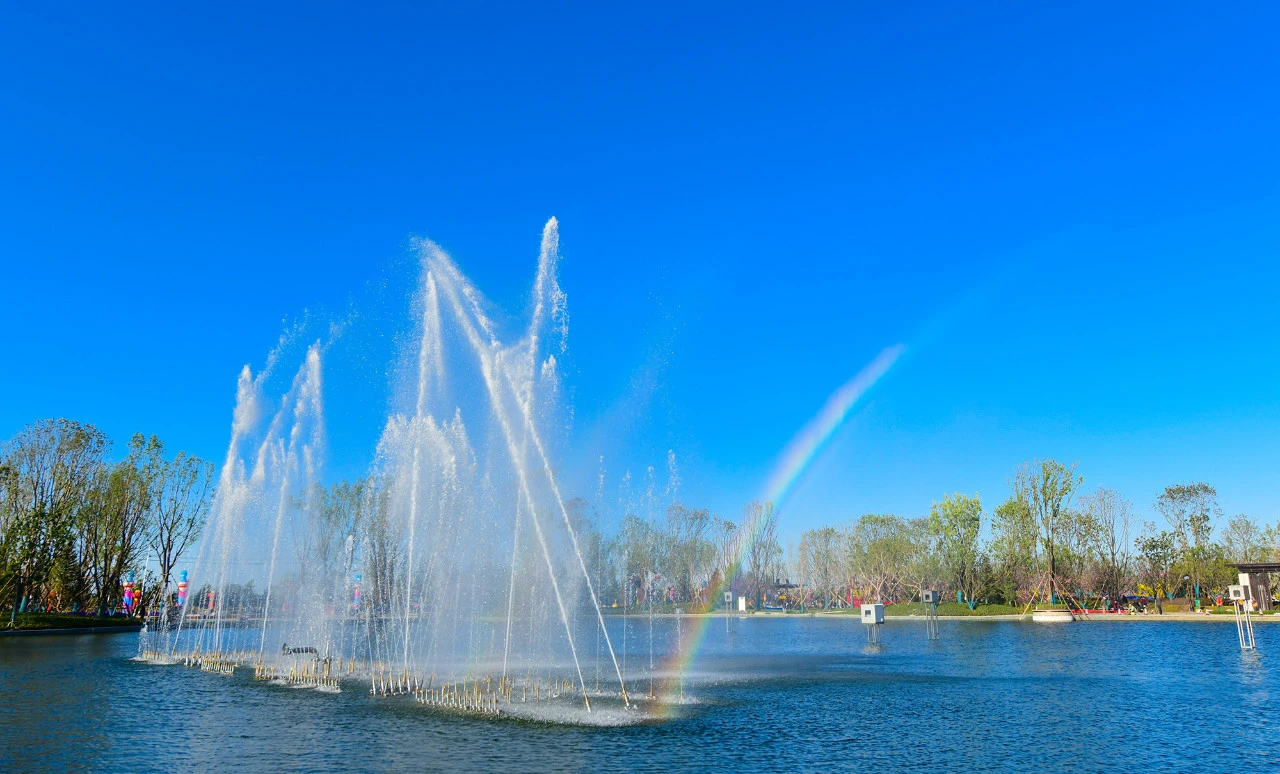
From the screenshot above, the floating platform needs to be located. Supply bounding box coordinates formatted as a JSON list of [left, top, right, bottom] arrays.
[[1031, 609, 1075, 623]]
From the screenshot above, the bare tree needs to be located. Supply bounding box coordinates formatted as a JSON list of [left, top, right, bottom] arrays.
[[1080, 487, 1133, 602], [1221, 514, 1265, 562], [665, 504, 712, 603], [713, 516, 740, 590], [742, 501, 782, 608], [147, 448, 214, 601], [798, 526, 843, 607]]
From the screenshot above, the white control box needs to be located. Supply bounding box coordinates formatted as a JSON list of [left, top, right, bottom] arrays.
[[1228, 584, 1249, 601], [861, 603, 884, 624], [738, 596, 747, 612], [921, 590, 940, 604]]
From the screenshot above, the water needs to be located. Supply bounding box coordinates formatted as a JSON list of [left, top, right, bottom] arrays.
[[3, 618, 1275, 772], [151, 219, 634, 716], [71, 221, 1275, 765]]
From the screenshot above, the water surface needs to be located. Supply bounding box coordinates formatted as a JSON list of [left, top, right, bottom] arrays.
[[0, 617, 1273, 772]]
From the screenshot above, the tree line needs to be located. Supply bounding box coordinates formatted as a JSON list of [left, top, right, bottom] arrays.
[[6, 417, 1274, 620], [602, 458, 1278, 611], [0, 419, 213, 619]]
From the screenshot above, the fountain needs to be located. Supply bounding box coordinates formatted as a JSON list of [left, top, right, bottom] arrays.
[[139, 219, 652, 722]]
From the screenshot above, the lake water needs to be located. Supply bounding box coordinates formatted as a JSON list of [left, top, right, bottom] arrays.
[[0, 616, 1274, 772]]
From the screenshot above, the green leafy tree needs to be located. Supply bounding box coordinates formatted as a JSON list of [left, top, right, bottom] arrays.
[[299, 478, 367, 612], [1055, 508, 1100, 599], [617, 512, 661, 606], [1011, 459, 1083, 604], [928, 493, 983, 606], [1136, 526, 1176, 612], [902, 517, 941, 602], [1155, 483, 1221, 602], [990, 495, 1037, 605], [1, 419, 108, 621], [848, 513, 912, 602], [81, 434, 161, 616]]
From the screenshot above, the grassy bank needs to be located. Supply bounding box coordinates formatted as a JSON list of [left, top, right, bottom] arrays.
[[1210, 606, 1278, 615], [2, 612, 143, 631], [885, 602, 1021, 616], [822, 602, 1021, 616]]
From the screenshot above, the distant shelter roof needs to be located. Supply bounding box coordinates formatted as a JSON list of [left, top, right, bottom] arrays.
[[1228, 563, 1280, 573]]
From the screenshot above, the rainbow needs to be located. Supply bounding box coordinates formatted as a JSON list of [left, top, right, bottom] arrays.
[[760, 343, 905, 511], [650, 343, 906, 714]]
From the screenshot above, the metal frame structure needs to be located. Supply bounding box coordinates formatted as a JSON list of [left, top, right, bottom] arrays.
[[1228, 584, 1256, 651], [861, 602, 884, 645], [922, 589, 940, 641]]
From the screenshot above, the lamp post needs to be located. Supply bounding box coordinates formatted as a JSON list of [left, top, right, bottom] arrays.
[[1182, 574, 1191, 612]]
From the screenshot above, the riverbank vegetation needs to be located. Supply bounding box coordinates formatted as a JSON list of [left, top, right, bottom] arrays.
[[3, 611, 143, 631], [594, 458, 1277, 613], [0, 419, 212, 624], [5, 416, 1275, 620]]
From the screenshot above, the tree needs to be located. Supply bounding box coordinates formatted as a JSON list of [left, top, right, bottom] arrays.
[[81, 434, 160, 616], [1054, 507, 1100, 600], [798, 526, 844, 607], [617, 512, 660, 606], [0, 419, 108, 620], [901, 517, 941, 603], [295, 478, 365, 612], [1155, 483, 1221, 602], [1136, 526, 1176, 612], [362, 483, 401, 611], [712, 516, 740, 596], [1221, 514, 1266, 563], [1261, 525, 1280, 563], [990, 495, 1037, 605], [929, 493, 983, 606], [147, 448, 214, 603], [1079, 488, 1133, 602], [848, 514, 911, 603], [741, 501, 782, 608], [665, 504, 712, 604], [1011, 459, 1083, 604]]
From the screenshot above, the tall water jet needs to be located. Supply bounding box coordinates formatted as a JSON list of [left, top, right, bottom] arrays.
[[142, 218, 648, 722]]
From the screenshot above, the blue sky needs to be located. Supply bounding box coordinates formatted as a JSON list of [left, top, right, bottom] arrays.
[[3, 3, 1279, 540]]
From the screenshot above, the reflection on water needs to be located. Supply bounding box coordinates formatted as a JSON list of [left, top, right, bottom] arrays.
[[0, 617, 1274, 772]]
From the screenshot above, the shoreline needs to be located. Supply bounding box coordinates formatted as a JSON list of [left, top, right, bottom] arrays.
[[603, 611, 1280, 623], [0, 624, 144, 637]]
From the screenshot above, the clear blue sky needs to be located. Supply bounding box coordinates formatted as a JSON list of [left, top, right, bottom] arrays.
[[3, 3, 1279, 541]]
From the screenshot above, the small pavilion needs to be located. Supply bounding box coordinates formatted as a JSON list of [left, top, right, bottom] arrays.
[[1227, 562, 1278, 611]]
